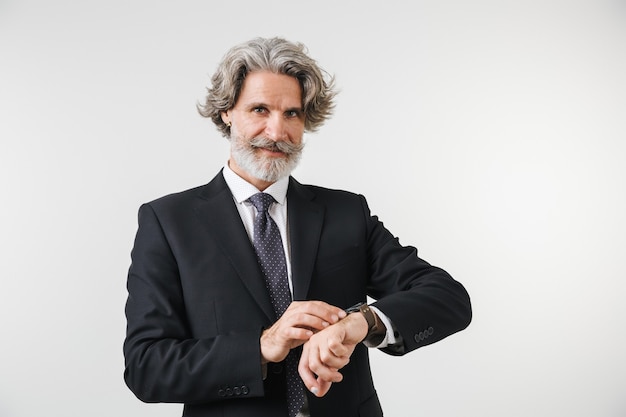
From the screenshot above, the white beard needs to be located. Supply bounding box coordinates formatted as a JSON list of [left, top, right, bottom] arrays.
[[230, 134, 304, 183]]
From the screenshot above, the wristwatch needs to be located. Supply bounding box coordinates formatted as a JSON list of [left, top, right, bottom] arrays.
[[344, 303, 379, 340]]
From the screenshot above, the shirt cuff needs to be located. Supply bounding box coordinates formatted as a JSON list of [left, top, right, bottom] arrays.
[[365, 306, 399, 348]]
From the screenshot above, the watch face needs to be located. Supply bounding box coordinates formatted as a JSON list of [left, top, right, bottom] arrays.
[[345, 302, 365, 313]]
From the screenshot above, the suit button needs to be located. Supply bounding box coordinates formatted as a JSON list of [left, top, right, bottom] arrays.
[[233, 386, 241, 396], [428, 326, 434, 335], [241, 385, 249, 395], [218, 389, 226, 397], [225, 387, 233, 396]]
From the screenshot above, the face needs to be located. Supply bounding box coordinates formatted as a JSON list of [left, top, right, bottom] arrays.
[[222, 71, 306, 190]]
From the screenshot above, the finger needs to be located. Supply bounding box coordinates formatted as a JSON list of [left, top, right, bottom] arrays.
[[279, 324, 314, 342], [319, 351, 350, 370], [308, 350, 344, 383], [326, 336, 350, 358], [313, 379, 333, 397], [289, 301, 346, 325], [298, 340, 342, 386], [298, 343, 320, 392], [318, 337, 350, 369], [265, 320, 313, 347], [298, 345, 337, 398], [282, 310, 333, 333]]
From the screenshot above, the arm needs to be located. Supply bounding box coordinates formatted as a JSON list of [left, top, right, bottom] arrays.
[[124, 203, 345, 403], [123, 203, 265, 404], [298, 194, 472, 395], [361, 194, 472, 355]]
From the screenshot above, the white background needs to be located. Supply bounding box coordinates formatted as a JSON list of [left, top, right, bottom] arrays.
[[1, 1, 625, 416]]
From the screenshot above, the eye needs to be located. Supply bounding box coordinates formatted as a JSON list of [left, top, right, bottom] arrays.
[[286, 110, 302, 118], [252, 106, 267, 114]]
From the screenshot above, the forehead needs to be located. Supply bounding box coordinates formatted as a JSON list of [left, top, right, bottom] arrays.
[[236, 71, 302, 108]]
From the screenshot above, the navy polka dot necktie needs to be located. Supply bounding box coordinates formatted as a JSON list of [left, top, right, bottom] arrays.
[[248, 193, 304, 417]]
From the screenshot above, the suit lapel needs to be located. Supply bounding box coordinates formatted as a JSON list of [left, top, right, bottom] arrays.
[[193, 172, 276, 322], [287, 178, 325, 301]]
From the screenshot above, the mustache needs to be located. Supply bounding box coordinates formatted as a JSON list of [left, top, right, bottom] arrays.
[[249, 136, 304, 155]]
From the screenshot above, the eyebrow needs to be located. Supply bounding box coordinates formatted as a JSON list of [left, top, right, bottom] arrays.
[[245, 102, 303, 112]]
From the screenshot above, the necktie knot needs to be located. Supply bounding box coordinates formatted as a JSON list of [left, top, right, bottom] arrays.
[[248, 192, 276, 214]]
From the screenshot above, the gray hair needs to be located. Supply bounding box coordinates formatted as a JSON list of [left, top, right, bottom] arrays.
[[197, 37, 337, 137]]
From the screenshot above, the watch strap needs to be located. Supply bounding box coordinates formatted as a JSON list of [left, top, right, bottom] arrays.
[[344, 302, 377, 333]]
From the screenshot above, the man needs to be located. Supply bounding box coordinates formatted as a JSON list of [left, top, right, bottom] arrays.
[[124, 37, 471, 417]]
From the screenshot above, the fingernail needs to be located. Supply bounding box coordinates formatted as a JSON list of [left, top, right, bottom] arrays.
[[310, 387, 318, 395], [322, 321, 329, 327], [338, 310, 347, 319]]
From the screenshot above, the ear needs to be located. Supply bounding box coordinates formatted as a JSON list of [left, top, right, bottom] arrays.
[[221, 111, 230, 125]]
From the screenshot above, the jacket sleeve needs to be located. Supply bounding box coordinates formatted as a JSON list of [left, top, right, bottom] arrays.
[[123, 203, 265, 404], [359, 195, 472, 356]]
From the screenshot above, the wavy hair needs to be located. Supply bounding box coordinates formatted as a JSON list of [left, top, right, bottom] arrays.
[[197, 37, 337, 137]]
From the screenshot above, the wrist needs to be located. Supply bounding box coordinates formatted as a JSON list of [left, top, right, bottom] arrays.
[[337, 309, 367, 344], [344, 302, 385, 345]]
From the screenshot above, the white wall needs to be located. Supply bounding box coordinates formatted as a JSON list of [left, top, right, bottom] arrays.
[[1, 1, 625, 416]]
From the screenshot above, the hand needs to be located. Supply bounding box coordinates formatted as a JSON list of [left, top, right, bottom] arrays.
[[260, 301, 346, 364], [298, 311, 369, 397]]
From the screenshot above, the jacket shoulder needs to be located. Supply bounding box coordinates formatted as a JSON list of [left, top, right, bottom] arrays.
[[146, 184, 207, 207], [289, 177, 364, 202], [143, 172, 227, 211]]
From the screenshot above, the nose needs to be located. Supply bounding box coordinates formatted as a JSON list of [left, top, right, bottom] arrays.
[[264, 115, 288, 142]]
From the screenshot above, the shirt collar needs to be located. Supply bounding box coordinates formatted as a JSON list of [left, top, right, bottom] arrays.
[[223, 162, 289, 206]]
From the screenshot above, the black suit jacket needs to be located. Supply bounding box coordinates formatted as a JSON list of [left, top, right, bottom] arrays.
[[124, 172, 471, 417]]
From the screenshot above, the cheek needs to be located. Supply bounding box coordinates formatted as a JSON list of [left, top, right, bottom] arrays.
[[288, 125, 305, 143], [237, 119, 265, 137]]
